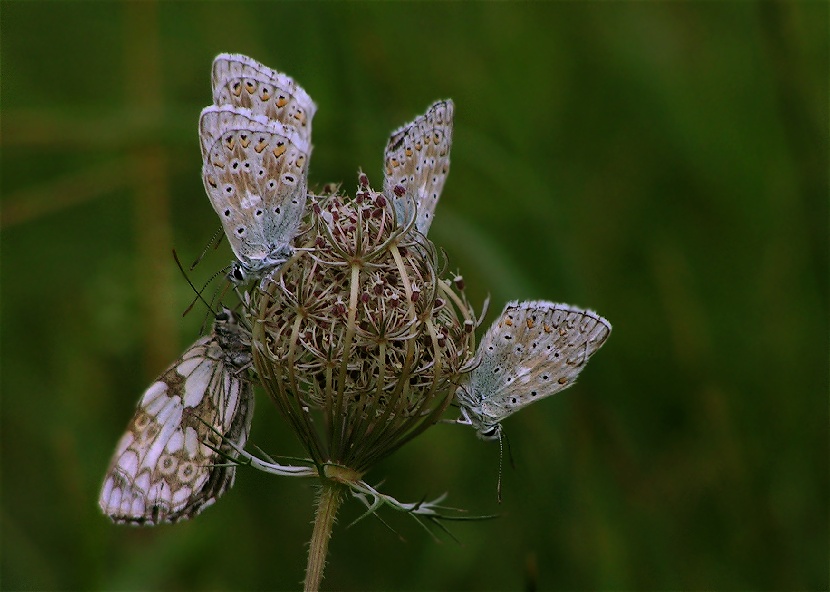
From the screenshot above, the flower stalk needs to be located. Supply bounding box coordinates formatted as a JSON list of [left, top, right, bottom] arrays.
[[304, 481, 345, 592]]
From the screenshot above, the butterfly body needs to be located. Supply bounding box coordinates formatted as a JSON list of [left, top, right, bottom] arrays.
[[99, 310, 254, 525], [456, 300, 611, 440]]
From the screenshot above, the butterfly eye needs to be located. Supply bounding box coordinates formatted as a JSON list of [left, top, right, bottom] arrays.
[[232, 266, 246, 282]]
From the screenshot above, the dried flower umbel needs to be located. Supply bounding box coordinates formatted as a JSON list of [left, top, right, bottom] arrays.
[[249, 185, 477, 477], [233, 182, 482, 590]]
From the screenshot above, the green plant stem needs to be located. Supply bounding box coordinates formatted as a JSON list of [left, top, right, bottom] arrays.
[[304, 480, 344, 592]]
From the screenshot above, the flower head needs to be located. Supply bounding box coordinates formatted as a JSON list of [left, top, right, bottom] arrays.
[[248, 180, 477, 476]]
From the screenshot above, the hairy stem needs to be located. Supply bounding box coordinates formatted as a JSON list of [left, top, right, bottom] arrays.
[[304, 481, 344, 592]]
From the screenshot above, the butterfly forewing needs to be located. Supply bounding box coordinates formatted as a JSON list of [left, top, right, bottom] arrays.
[[200, 105, 310, 275], [458, 300, 611, 438], [211, 53, 316, 144], [383, 100, 454, 235], [99, 312, 254, 525]]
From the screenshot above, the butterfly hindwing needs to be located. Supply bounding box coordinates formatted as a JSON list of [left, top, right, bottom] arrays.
[[200, 105, 310, 276], [383, 100, 454, 235], [457, 300, 611, 439], [99, 311, 254, 525]]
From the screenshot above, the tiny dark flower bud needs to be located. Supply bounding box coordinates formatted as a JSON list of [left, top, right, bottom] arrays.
[[393, 185, 405, 197]]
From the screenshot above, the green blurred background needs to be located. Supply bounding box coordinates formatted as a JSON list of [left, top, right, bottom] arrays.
[[2, 2, 827, 590]]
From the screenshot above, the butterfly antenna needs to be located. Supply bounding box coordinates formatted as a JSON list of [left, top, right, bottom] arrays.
[[190, 226, 225, 271], [497, 428, 504, 504], [496, 429, 515, 504], [173, 249, 217, 317], [504, 429, 515, 470]]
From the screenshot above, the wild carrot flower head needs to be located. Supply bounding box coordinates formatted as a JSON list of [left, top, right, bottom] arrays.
[[248, 179, 477, 476]]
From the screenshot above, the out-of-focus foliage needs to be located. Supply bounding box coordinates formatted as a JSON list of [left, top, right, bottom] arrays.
[[1, 2, 826, 590]]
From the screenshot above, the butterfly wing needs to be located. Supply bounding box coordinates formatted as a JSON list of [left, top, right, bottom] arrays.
[[99, 317, 254, 524], [211, 53, 316, 145], [200, 105, 310, 275], [459, 300, 611, 436], [383, 100, 454, 235]]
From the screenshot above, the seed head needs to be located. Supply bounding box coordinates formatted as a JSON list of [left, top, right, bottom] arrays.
[[248, 182, 477, 475]]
